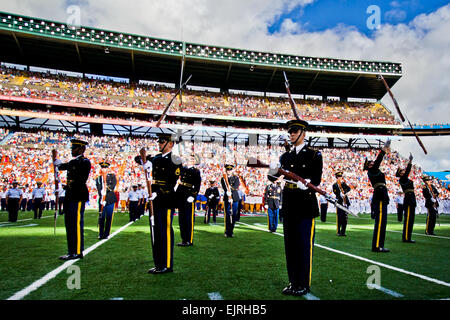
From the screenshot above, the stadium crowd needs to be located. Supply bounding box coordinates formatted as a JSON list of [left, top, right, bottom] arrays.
[[0, 66, 397, 125], [1, 129, 449, 216]]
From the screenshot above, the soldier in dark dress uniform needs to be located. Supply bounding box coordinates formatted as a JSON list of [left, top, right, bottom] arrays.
[[422, 175, 440, 236], [176, 153, 202, 247], [205, 181, 220, 223], [264, 177, 282, 232], [271, 119, 323, 297], [396, 153, 416, 242], [97, 162, 118, 240], [53, 139, 91, 260], [363, 141, 391, 253], [332, 171, 351, 236], [221, 164, 240, 238], [135, 133, 182, 274]]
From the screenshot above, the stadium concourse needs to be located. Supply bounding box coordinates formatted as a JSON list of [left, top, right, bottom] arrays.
[[0, 65, 396, 125], [0, 128, 449, 217]]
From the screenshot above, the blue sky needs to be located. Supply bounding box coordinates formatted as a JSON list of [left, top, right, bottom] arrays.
[[268, 0, 450, 36]]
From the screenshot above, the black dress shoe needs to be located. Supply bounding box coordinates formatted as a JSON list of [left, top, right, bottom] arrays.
[[225, 234, 233, 238], [282, 284, 294, 295], [148, 267, 173, 274], [177, 242, 191, 247], [291, 287, 310, 296], [59, 253, 83, 260], [403, 240, 415, 243], [372, 248, 390, 253]]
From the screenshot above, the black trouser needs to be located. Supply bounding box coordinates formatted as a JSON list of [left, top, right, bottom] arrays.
[[1, 198, 6, 211], [98, 203, 115, 239], [129, 201, 138, 222], [236, 200, 242, 222], [50, 200, 55, 211], [178, 200, 195, 244], [336, 207, 348, 235], [33, 198, 43, 219], [402, 205, 415, 241], [58, 197, 65, 215], [397, 204, 403, 222], [320, 203, 328, 222], [64, 200, 85, 256], [372, 200, 388, 250], [426, 206, 438, 235], [150, 206, 174, 270], [20, 198, 27, 211], [205, 202, 218, 223], [224, 199, 236, 237], [283, 213, 315, 290], [26, 199, 33, 211], [7, 198, 20, 222]]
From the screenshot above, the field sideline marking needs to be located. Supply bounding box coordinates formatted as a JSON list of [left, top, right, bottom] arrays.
[[7, 221, 134, 300], [208, 292, 223, 300], [0, 215, 53, 225], [237, 221, 450, 288]]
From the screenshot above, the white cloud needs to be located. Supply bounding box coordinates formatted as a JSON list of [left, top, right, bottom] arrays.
[[0, 1, 448, 171]]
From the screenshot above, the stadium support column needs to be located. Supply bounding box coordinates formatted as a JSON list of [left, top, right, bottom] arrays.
[[328, 137, 334, 148]]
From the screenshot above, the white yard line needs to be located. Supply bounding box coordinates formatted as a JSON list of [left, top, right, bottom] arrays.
[[0, 215, 53, 225], [7, 221, 134, 300], [237, 221, 450, 288], [367, 284, 404, 298]]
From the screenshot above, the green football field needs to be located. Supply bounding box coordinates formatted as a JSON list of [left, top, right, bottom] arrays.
[[0, 208, 449, 301]]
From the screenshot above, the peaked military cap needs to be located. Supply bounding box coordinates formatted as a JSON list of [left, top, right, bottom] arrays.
[[209, 180, 216, 184], [286, 119, 308, 132], [335, 171, 343, 178], [99, 161, 110, 168], [70, 139, 88, 147], [422, 175, 432, 182], [224, 164, 235, 171], [157, 133, 175, 143], [36, 181, 43, 185]]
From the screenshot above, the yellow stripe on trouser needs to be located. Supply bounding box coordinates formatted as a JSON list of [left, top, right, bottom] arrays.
[[190, 202, 194, 243], [76, 201, 81, 255], [309, 218, 315, 287], [376, 201, 382, 248], [167, 209, 171, 268], [405, 206, 410, 240], [267, 209, 270, 230]]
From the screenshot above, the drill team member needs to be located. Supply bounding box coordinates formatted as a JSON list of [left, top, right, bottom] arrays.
[[97, 162, 117, 240], [32, 181, 46, 219], [204, 180, 220, 223], [264, 176, 282, 232], [332, 172, 351, 237], [6, 181, 23, 222], [394, 191, 404, 222], [364, 140, 391, 253], [396, 153, 416, 243], [318, 193, 328, 222], [422, 176, 440, 236], [271, 119, 323, 297], [135, 133, 182, 274], [176, 153, 202, 247], [53, 139, 91, 260], [57, 184, 66, 215], [221, 164, 239, 238]]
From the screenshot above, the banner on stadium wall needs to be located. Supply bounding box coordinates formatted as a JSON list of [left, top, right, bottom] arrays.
[[425, 171, 450, 187]]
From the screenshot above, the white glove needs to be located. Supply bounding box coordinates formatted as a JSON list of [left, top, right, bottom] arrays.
[[431, 198, 436, 203], [150, 215, 154, 226], [101, 201, 106, 206], [296, 179, 310, 190], [53, 159, 62, 167], [269, 162, 281, 170], [187, 196, 194, 203], [264, 205, 268, 209], [209, 194, 214, 199], [150, 192, 157, 201], [143, 160, 152, 171], [226, 191, 232, 197], [279, 205, 282, 209]]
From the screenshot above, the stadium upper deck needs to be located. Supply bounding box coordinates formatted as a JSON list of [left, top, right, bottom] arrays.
[[0, 11, 401, 99]]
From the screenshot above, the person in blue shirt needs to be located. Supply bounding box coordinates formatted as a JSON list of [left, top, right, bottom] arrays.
[[6, 181, 23, 222]]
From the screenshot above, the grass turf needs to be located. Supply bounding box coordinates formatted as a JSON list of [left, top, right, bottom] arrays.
[[0, 209, 449, 300]]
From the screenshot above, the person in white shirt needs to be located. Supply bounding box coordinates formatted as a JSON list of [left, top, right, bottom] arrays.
[[127, 185, 140, 222], [32, 181, 46, 219], [57, 184, 66, 215], [6, 181, 23, 222], [119, 187, 128, 212]]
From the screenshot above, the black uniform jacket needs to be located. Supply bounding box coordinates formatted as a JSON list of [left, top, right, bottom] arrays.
[[95, 174, 118, 205], [333, 181, 351, 206], [221, 175, 240, 203], [278, 145, 323, 218], [264, 183, 282, 210], [423, 184, 439, 209], [59, 155, 91, 202], [176, 166, 202, 199], [205, 187, 220, 205], [367, 150, 389, 204], [399, 162, 416, 206]]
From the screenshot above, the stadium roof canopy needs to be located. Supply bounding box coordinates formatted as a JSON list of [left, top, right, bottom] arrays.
[[0, 11, 402, 100]]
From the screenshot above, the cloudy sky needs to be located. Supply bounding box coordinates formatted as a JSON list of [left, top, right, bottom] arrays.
[[1, 0, 449, 172]]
